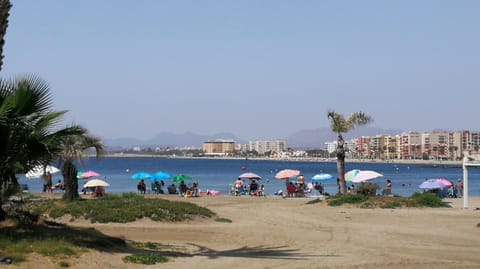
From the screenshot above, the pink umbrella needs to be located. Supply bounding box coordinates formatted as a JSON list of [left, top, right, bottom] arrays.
[[275, 169, 301, 179], [81, 170, 100, 179], [433, 178, 453, 187]]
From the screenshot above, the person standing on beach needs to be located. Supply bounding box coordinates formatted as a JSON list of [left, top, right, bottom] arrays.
[[457, 179, 463, 198], [385, 179, 392, 195], [42, 172, 48, 192], [46, 172, 53, 193]]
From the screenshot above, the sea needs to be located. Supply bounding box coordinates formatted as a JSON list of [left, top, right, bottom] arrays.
[[17, 157, 480, 197]]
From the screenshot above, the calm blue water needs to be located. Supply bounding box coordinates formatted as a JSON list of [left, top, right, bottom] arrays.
[[17, 157, 480, 197]]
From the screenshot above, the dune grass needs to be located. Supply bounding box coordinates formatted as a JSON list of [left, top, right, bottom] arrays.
[[25, 193, 215, 223], [326, 192, 450, 208], [0, 193, 215, 265]]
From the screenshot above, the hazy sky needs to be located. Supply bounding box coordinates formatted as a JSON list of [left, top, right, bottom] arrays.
[[3, 1, 479, 140]]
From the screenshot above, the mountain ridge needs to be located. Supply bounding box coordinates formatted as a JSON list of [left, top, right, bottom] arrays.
[[104, 126, 403, 149]]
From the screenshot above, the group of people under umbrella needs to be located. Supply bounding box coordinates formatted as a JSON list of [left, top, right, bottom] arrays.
[[274, 169, 385, 197], [419, 178, 463, 198], [132, 171, 199, 197]]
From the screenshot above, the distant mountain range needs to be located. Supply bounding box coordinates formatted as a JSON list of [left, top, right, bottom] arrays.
[[104, 126, 403, 149]]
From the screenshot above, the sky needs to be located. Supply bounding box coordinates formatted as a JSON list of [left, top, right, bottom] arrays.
[[3, 0, 480, 141]]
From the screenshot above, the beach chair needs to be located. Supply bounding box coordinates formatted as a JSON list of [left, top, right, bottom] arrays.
[[21, 183, 29, 193], [151, 183, 159, 194]]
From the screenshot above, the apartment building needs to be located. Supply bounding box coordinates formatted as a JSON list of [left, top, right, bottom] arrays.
[[203, 140, 235, 156], [248, 140, 287, 155]]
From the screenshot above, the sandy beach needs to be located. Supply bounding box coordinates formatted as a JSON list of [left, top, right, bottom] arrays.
[[11, 195, 480, 269]]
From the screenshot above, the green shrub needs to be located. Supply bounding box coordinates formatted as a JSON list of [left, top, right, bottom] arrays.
[[328, 194, 368, 206], [215, 217, 232, 223], [409, 192, 449, 208], [25, 194, 214, 223], [306, 198, 322, 204], [59, 261, 70, 268], [357, 183, 380, 196], [122, 253, 168, 265], [380, 201, 402, 209]]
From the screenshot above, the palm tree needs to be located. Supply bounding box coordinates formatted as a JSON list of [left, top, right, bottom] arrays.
[[0, 74, 88, 219], [53, 133, 105, 201], [0, 0, 12, 72], [327, 110, 372, 195]]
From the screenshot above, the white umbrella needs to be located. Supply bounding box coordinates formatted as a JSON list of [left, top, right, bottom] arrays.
[[84, 179, 110, 188], [345, 170, 383, 183], [25, 165, 60, 179]]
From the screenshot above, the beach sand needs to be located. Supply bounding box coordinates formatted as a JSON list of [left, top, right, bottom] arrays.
[[10, 195, 480, 269]]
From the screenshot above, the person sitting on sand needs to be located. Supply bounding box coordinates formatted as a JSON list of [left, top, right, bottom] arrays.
[[249, 180, 258, 195], [179, 180, 188, 196], [287, 182, 297, 197], [254, 184, 265, 196], [52, 180, 63, 191], [168, 184, 177, 194], [95, 186, 105, 197], [185, 182, 199, 197]]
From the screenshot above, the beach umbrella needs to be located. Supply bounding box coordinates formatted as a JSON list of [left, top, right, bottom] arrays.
[[345, 170, 383, 183], [131, 172, 153, 180], [152, 171, 172, 181], [25, 165, 60, 179], [433, 178, 453, 187], [344, 169, 360, 182], [80, 170, 100, 179], [419, 179, 447, 189], [172, 174, 192, 183], [311, 173, 334, 182], [238, 172, 262, 179], [84, 179, 110, 187], [275, 169, 301, 179]]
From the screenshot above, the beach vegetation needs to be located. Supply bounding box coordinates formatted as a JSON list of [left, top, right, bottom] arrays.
[[0, 219, 124, 264], [1, 194, 213, 265], [357, 182, 380, 195], [327, 110, 372, 194], [327, 194, 369, 206], [306, 198, 322, 204], [407, 192, 449, 207], [326, 192, 449, 208], [122, 253, 169, 265], [215, 217, 232, 223], [58, 261, 70, 267], [24, 193, 214, 223]]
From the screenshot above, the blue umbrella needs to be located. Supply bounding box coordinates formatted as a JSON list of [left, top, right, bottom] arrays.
[[131, 172, 153, 180], [152, 171, 172, 181], [311, 173, 334, 182]]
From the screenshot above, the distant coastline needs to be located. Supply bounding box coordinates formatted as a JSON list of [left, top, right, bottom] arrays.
[[93, 153, 463, 167]]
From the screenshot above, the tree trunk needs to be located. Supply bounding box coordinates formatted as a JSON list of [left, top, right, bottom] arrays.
[[62, 161, 79, 201], [0, 171, 19, 221], [0, 0, 12, 72], [336, 133, 347, 195]]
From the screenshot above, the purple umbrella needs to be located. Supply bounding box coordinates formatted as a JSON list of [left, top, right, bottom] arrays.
[[419, 179, 448, 189]]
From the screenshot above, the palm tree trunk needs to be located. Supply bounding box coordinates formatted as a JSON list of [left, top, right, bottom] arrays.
[[336, 133, 347, 195], [0, 0, 12, 72], [62, 161, 79, 201], [0, 171, 19, 221]]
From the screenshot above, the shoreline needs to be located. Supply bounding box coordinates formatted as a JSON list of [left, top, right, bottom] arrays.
[[94, 153, 463, 167]]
